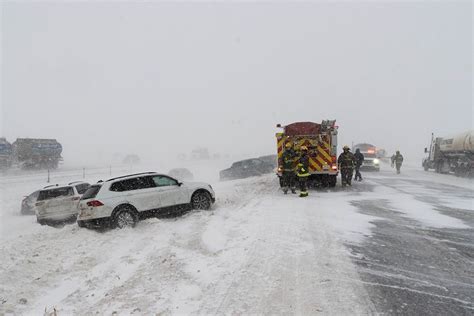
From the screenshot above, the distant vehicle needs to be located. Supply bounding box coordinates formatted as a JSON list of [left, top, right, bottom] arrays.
[[258, 154, 278, 169], [168, 168, 194, 181], [0, 137, 13, 169], [77, 172, 215, 229], [423, 130, 474, 177], [276, 121, 339, 187], [21, 190, 40, 215], [220, 158, 274, 181], [13, 138, 62, 169], [35, 181, 90, 225], [376, 148, 387, 158], [191, 147, 210, 160], [122, 154, 140, 165], [353, 143, 380, 171]]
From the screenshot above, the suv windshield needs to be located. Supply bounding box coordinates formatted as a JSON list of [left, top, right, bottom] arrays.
[[37, 187, 74, 201], [81, 185, 102, 200]]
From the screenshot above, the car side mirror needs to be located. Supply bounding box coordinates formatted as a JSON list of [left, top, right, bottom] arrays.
[[424, 147, 428, 153], [178, 182, 183, 186]]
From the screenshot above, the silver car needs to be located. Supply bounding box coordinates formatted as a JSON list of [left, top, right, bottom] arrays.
[[35, 182, 90, 225]]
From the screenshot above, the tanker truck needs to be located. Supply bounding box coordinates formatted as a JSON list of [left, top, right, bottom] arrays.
[[422, 130, 474, 177], [0, 137, 13, 169], [13, 138, 63, 169]]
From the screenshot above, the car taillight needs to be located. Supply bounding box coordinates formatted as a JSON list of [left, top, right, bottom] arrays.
[[87, 200, 104, 207], [331, 164, 338, 170]]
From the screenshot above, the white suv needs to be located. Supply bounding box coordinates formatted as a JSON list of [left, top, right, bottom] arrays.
[[77, 172, 216, 229], [35, 181, 90, 225]]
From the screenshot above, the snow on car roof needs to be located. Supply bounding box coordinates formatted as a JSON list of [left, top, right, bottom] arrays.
[[42, 181, 88, 190], [105, 172, 167, 182]]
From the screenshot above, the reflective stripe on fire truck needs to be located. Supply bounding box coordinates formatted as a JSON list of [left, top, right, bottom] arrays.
[[276, 133, 284, 159], [318, 146, 332, 162]]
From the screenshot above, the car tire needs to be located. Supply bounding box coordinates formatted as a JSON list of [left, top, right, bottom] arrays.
[[37, 217, 46, 225], [113, 206, 138, 229], [191, 191, 212, 210]]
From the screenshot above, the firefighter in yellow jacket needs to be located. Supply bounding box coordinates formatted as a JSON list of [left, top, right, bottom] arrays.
[[281, 142, 297, 194], [296, 146, 310, 197]]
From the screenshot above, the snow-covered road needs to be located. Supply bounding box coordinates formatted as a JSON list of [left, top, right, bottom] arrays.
[[0, 163, 472, 314]]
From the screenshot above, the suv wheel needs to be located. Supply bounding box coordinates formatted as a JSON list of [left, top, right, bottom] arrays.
[[114, 206, 138, 229], [192, 191, 211, 210]]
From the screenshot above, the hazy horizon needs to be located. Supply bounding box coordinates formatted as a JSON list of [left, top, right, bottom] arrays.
[[1, 1, 472, 166]]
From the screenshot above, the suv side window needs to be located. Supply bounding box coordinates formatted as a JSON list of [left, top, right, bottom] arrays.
[[110, 176, 155, 192], [152, 175, 178, 187]]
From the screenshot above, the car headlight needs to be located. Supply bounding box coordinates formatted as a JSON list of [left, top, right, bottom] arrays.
[[373, 159, 380, 164]]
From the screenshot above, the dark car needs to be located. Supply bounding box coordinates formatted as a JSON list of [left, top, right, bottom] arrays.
[[21, 190, 40, 215], [258, 154, 277, 169], [220, 158, 274, 181]]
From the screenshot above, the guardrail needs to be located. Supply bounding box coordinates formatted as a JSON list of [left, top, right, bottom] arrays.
[[0, 165, 137, 185]]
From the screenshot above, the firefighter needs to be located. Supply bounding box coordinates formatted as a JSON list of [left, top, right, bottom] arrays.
[[296, 146, 310, 197], [281, 142, 297, 194], [354, 148, 364, 181], [394, 150, 404, 174], [338, 145, 355, 186], [390, 154, 396, 168]]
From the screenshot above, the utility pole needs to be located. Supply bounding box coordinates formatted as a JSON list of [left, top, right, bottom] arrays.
[[47, 169, 50, 183]]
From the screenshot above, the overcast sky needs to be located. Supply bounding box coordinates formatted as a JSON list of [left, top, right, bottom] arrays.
[[1, 1, 472, 165]]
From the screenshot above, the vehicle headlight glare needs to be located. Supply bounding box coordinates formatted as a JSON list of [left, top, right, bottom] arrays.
[[374, 159, 380, 164]]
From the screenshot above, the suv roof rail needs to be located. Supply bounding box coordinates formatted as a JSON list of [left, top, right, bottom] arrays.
[[106, 172, 157, 182], [43, 184, 59, 189], [68, 181, 85, 185]]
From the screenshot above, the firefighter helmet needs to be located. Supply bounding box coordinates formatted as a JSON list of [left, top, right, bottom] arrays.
[[343, 145, 350, 151]]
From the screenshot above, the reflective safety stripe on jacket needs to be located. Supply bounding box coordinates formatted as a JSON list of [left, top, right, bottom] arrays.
[[297, 166, 310, 177]]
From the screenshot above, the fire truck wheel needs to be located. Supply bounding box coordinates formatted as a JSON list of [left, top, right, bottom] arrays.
[[328, 175, 337, 187]]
